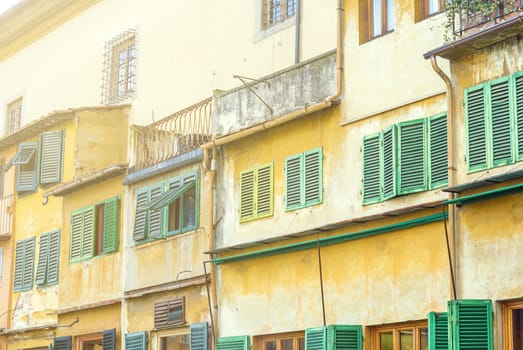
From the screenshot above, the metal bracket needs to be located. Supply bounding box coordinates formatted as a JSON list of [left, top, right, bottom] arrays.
[[233, 75, 273, 114]]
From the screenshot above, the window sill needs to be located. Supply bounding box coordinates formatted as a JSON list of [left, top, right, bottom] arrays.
[[254, 16, 296, 43], [361, 29, 394, 45]]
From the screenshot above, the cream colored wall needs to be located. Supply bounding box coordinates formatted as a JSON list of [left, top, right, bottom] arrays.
[[0, 0, 336, 130]]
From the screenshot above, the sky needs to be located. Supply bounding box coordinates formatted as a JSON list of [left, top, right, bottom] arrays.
[[0, 0, 21, 15]]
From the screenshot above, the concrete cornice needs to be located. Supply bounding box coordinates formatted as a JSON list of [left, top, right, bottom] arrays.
[[0, 0, 102, 62]]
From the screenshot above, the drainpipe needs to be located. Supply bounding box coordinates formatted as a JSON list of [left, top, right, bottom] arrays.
[[294, 0, 301, 64], [430, 55, 457, 300]]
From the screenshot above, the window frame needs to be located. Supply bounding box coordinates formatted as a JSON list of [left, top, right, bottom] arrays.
[[254, 331, 304, 350], [6, 97, 22, 135], [371, 320, 428, 350], [503, 299, 523, 350], [165, 172, 200, 236], [362, 0, 394, 42], [416, 0, 445, 21], [155, 297, 186, 329], [262, 0, 297, 29]]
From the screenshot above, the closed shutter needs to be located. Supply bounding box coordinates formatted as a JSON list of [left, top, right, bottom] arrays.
[[13, 240, 25, 291], [449, 299, 492, 350], [125, 331, 147, 350], [382, 126, 397, 200], [149, 185, 164, 239], [362, 134, 381, 204], [103, 329, 116, 350], [256, 164, 273, 218], [190, 323, 208, 350], [82, 206, 96, 258], [133, 191, 149, 241], [514, 72, 523, 160], [239, 169, 255, 221], [154, 300, 170, 328], [429, 114, 448, 188], [285, 154, 302, 210], [215, 336, 250, 350], [428, 312, 448, 350], [305, 327, 326, 350], [489, 78, 513, 166], [54, 336, 72, 350], [398, 121, 426, 194], [35, 233, 50, 285], [466, 85, 488, 171], [327, 325, 362, 350], [304, 148, 322, 206], [70, 210, 84, 261], [22, 237, 35, 290], [47, 230, 60, 285], [40, 130, 64, 184], [103, 197, 119, 253]]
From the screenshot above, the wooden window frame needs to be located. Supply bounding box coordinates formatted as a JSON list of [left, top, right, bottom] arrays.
[[77, 333, 103, 350], [6, 97, 22, 136], [154, 297, 186, 329], [362, 0, 394, 42], [416, 0, 445, 21], [371, 320, 428, 350], [262, 0, 297, 29], [157, 327, 190, 350], [502, 300, 523, 350], [254, 331, 304, 350]]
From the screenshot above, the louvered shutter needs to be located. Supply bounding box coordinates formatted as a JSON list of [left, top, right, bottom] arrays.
[[39, 130, 64, 184], [429, 114, 448, 188], [256, 164, 273, 218], [428, 312, 448, 350], [35, 233, 50, 286], [103, 197, 119, 253], [190, 323, 208, 350], [305, 327, 326, 350], [54, 336, 72, 350], [327, 325, 362, 350], [239, 169, 255, 221], [215, 336, 250, 350], [304, 148, 323, 206], [133, 191, 149, 241], [285, 154, 303, 210], [382, 126, 397, 200], [514, 72, 523, 160], [22, 237, 35, 290], [465, 84, 489, 171], [82, 206, 96, 258], [13, 240, 25, 291], [70, 210, 84, 261], [448, 299, 492, 350], [47, 230, 60, 285], [16, 142, 38, 192], [125, 331, 147, 350], [149, 185, 164, 239], [489, 78, 514, 166], [398, 121, 426, 194], [362, 134, 381, 204], [154, 300, 169, 328], [103, 328, 116, 350]]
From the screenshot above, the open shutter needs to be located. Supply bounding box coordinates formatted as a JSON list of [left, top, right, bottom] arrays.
[[54, 336, 72, 350], [35, 233, 50, 286], [327, 325, 362, 350], [304, 148, 323, 206], [514, 72, 523, 160], [47, 230, 60, 285], [465, 84, 489, 171], [256, 164, 273, 218], [215, 336, 250, 350], [70, 210, 84, 261], [239, 169, 255, 221], [103, 329, 116, 350], [449, 299, 493, 350], [103, 197, 119, 253], [382, 126, 397, 200], [362, 134, 381, 204], [40, 130, 64, 184], [22, 237, 35, 290], [13, 240, 25, 291], [489, 77, 513, 166], [149, 185, 164, 239], [133, 191, 149, 241], [285, 154, 303, 210], [428, 312, 448, 350], [16, 142, 38, 192], [82, 206, 96, 258], [125, 331, 147, 350], [398, 121, 426, 194], [429, 114, 448, 189], [190, 322, 208, 350], [305, 327, 326, 350]]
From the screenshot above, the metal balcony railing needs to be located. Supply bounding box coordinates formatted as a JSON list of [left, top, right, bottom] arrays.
[[132, 98, 212, 171], [0, 195, 13, 238], [449, 0, 522, 36]]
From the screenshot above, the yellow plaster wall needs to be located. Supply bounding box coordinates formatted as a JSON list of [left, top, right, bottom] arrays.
[[58, 176, 124, 310], [6, 328, 55, 350]]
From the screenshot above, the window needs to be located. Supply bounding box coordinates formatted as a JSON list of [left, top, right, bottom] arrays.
[[362, 113, 447, 204], [263, 0, 296, 29], [6, 97, 22, 135], [125, 331, 148, 350], [69, 196, 120, 262], [362, 0, 394, 41], [255, 332, 304, 350], [76, 330, 115, 350], [155, 297, 185, 329], [133, 171, 199, 242], [465, 71, 523, 172], [372, 321, 427, 350], [158, 324, 208, 350], [102, 30, 137, 105], [240, 164, 273, 222], [503, 300, 523, 350], [285, 148, 323, 211], [417, 0, 444, 21], [36, 230, 60, 287], [13, 237, 35, 291]]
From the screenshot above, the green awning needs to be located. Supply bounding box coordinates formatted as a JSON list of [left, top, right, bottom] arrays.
[[445, 182, 523, 206]]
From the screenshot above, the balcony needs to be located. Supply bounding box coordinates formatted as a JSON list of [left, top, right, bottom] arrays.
[[131, 98, 212, 172], [0, 195, 13, 240]]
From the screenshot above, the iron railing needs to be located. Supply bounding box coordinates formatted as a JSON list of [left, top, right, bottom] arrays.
[[132, 98, 212, 171], [0, 195, 13, 237], [449, 0, 522, 36]]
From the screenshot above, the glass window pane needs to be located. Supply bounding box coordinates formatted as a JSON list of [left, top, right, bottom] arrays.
[[386, 0, 394, 31], [372, 0, 382, 37], [419, 328, 428, 350], [428, 0, 439, 14], [161, 334, 189, 350], [182, 185, 196, 229], [281, 339, 293, 350], [380, 332, 393, 350], [168, 198, 181, 232], [265, 341, 276, 350], [298, 338, 304, 350], [513, 309, 523, 350], [399, 329, 413, 350]]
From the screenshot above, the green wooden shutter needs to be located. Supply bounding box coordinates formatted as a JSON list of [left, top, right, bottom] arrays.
[[428, 312, 448, 350], [466, 84, 489, 171], [489, 77, 514, 166], [47, 230, 60, 285], [398, 120, 426, 194], [22, 237, 35, 290], [82, 206, 96, 258], [54, 336, 72, 350], [382, 126, 397, 200], [327, 325, 362, 350], [13, 240, 25, 291], [70, 210, 84, 261], [103, 197, 119, 253], [514, 72, 523, 160], [39, 130, 64, 184], [190, 322, 208, 350], [35, 232, 50, 286], [149, 185, 164, 239], [285, 154, 303, 210], [16, 142, 38, 192], [125, 331, 148, 350], [305, 327, 326, 350], [449, 299, 493, 350], [133, 191, 149, 241], [256, 164, 273, 218], [103, 329, 116, 350], [429, 114, 448, 189], [362, 134, 381, 204], [215, 336, 250, 350], [239, 169, 255, 221], [304, 148, 323, 206]]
